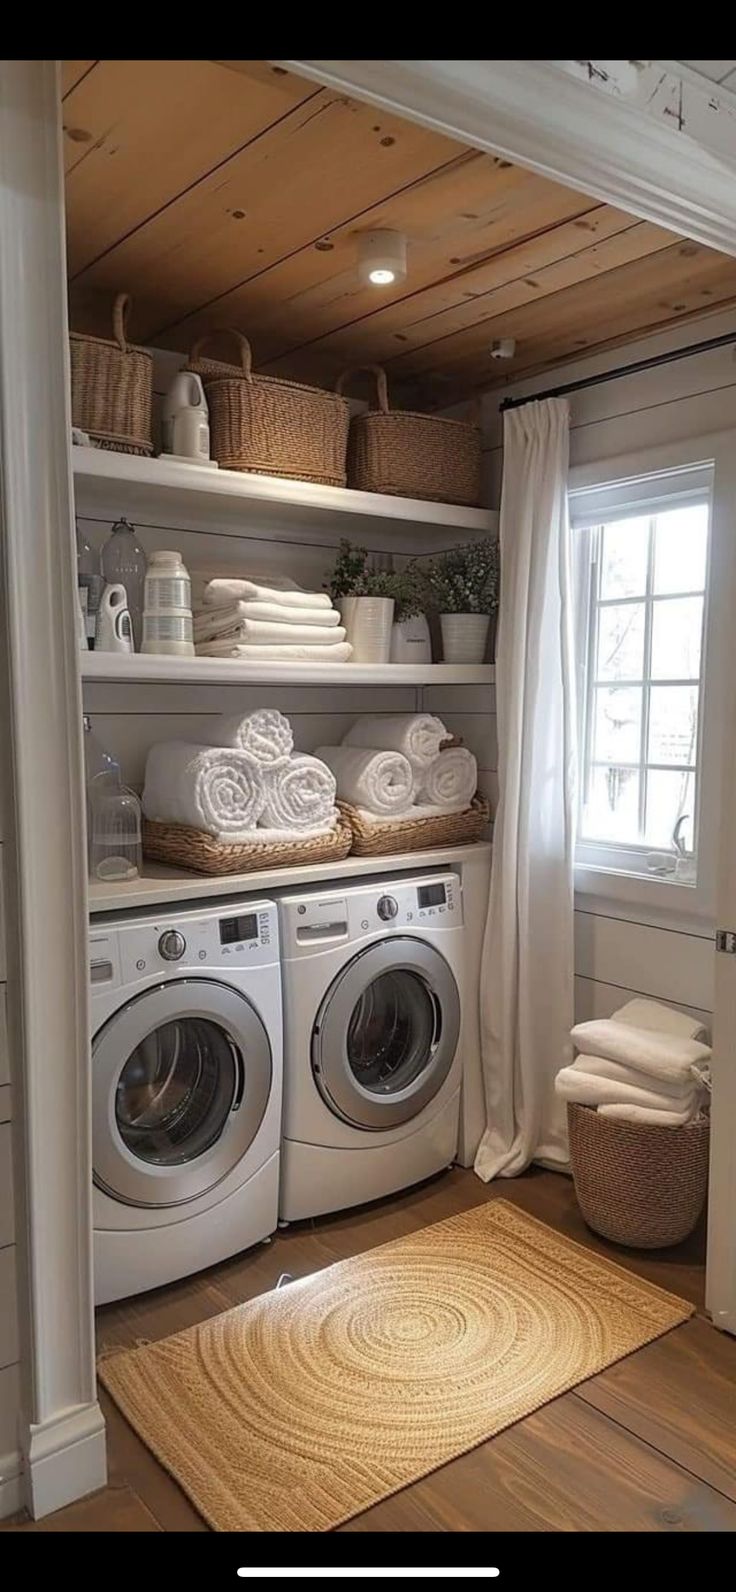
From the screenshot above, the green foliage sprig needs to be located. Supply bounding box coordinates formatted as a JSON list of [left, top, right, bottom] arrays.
[[424, 538, 500, 615]]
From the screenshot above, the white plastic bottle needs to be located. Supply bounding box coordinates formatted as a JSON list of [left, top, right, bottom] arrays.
[[141, 550, 195, 656]]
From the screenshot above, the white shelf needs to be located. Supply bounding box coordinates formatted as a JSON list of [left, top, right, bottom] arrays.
[[80, 654, 495, 687], [88, 841, 492, 915], [72, 449, 496, 539]]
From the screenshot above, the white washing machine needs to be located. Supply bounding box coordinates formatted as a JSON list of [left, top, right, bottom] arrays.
[[89, 899, 282, 1304], [278, 872, 465, 1221]]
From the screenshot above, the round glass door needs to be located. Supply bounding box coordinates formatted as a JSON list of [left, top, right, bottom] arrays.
[[93, 979, 272, 1208], [312, 938, 460, 1130]]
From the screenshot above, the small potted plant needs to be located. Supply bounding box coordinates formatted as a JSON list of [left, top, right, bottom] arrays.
[[425, 538, 500, 663], [388, 562, 432, 664], [328, 541, 395, 664]]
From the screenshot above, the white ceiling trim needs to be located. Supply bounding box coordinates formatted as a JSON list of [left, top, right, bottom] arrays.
[[277, 59, 736, 258]]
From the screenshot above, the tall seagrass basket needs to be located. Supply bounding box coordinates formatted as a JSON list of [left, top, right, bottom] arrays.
[[336, 365, 482, 507], [69, 293, 153, 455]]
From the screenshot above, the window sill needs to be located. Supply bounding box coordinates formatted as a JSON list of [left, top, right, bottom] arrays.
[[574, 861, 714, 933]]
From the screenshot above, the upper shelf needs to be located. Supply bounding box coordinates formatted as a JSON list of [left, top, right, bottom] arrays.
[[81, 654, 495, 687], [71, 449, 496, 539]]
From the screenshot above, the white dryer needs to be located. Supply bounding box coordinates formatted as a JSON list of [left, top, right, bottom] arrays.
[[278, 872, 465, 1221], [90, 899, 282, 1304]]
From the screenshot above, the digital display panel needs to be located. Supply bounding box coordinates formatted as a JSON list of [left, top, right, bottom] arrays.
[[219, 913, 258, 945], [417, 883, 447, 908]]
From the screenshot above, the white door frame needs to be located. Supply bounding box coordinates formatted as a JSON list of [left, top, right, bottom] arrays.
[[0, 60, 105, 1517], [278, 59, 736, 257]]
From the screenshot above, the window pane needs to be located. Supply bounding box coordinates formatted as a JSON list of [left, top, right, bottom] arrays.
[[651, 596, 703, 680], [648, 685, 699, 766], [596, 603, 645, 681], [592, 685, 642, 763], [582, 766, 640, 842], [645, 770, 696, 850], [653, 503, 708, 594], [600, 516, 650, 599]]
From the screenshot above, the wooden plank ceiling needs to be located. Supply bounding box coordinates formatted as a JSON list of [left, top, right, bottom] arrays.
[[63, 59, 736, 408]]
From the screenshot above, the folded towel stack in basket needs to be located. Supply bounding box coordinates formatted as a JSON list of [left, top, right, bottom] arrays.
[[319, 713, 479, 822], [555, 998, 711, 1126], [194, 577, 352, 663], [142, 709, 339, 843]]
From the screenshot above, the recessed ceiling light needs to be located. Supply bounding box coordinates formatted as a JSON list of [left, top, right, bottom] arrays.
[[357, 230, 407, 288]]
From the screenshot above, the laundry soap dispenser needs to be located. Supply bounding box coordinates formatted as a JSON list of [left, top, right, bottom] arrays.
[[101, 517, 146, 649], [161, 370, 215, 467]]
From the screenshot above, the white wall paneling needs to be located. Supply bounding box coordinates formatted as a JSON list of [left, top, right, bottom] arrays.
[[574, 975, 711, 1032], [574, 909, 714, 1015], [0, 1364, 22, 1519], [0, 59, 105, 1519], [0, 1124, 15, 1251], [0, 1247, 19, 1371], [0, 991, 8, 1090]]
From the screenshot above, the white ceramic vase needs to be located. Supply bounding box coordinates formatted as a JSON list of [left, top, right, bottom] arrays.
[[390, 613, 432, 664], [339, 595, 395, 664], [440, 612, 490, 664]]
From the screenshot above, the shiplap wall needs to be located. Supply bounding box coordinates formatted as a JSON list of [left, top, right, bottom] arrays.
[[0, 708, 21, 1516], [79, 349, 498, 813], [477, 307, 736, 1030]]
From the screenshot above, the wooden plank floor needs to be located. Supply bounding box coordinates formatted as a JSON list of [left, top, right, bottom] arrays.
[[5, 1166, 736, 1533]]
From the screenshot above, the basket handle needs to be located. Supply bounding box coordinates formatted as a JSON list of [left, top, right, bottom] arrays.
[[335, 364, 390, 413], [189, 328, 253, 380], [112, 293, 132, 353]]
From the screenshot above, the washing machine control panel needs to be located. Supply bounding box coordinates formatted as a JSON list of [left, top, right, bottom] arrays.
[[91, 900, 279, 990], [282, 873, 462, 956]]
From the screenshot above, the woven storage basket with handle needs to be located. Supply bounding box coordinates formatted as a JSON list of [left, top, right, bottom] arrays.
[[187, 330, 349, 485], [142, 813, 352, 877], [336, 365, 482, 507], [69, 293, 153, 455], [567, 1102, 709, 1249]]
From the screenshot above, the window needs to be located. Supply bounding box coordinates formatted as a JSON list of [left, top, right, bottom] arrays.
[[571, 465, 712, 886]]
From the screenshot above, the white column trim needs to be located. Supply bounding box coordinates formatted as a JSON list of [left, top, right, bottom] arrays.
[[278, 59, 736, 257], [0, 60, 105, 1515]]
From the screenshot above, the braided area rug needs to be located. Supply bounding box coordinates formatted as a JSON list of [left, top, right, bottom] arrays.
[[98, 1199, 693, 1531]]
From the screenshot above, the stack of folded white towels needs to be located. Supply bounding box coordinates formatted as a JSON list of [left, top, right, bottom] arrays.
[[555, 998, 711, 1127], [193, 577, 352, 663], [316, 714, 478, 822], [141, 709, 339, 843]]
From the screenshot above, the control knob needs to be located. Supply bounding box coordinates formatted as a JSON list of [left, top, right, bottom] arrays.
[[376, 894, 399, 921], [158, 929, 186, 961]]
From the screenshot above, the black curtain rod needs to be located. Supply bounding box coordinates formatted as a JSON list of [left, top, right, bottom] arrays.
[[498, 327, 736, 411]]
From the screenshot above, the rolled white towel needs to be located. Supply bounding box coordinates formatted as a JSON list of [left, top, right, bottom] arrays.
[[612, 997, 708, 1041], [196, 709, 293, 766], [203, 577, 332, 610], [196, 640, 353, 662], [194, 601, 341, 641], [315, 744, 415, 816], [598, 1102, 700, 1127], [261, 754, 337, 833], [569, 1019, 711, 1085], [142, 742, 265, 837], [419, 746, 477, 810], [343, 713, 447, 770], [555, 1057, 700, 1114]]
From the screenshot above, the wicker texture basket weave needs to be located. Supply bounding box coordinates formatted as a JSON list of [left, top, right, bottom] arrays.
[[69, 293, 153, 455], [188, 330, 349, 485], [142, 814, 352, 877], [567, 1102, 709, 1249], [338, 794, 490, 858], [336, 365, 482, 507]]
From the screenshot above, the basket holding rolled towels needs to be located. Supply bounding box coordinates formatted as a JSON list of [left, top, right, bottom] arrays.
[[555, 997, 711, 1126], [195, 577, 352, 663], [142, 711, 339, 843]]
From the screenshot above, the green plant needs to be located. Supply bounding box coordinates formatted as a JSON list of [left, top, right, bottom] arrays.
[[327, 542, 427, 611], [424, 538, 500, 615]]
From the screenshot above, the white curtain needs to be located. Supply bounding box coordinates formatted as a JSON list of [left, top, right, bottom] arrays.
[[475, 398, 576, 1181]]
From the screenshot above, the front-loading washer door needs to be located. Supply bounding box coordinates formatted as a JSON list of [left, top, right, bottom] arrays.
[[93, 979, 272, 1207], [311, 936, 460, 1131]]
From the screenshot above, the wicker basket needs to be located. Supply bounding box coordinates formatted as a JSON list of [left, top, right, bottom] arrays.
[[187, 330, 349, 485], [142, 814, 352, 877], [339, 794, 490, 858], [336, 365, 482, 507], [69, 294, 153, 455], [567, 1102, 709, 1249]]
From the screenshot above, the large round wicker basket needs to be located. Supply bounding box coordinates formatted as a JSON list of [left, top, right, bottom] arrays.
[[567, 1102, 709, 1249]]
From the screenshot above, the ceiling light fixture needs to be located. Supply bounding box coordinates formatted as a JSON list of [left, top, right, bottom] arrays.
[[357, 229, 407, 287], [490, 338, 517, 361]]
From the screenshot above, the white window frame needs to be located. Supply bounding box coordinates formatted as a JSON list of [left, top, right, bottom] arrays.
[[569, 434, 736, 927]]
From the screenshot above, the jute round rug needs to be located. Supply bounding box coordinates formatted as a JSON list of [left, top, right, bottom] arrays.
[[98, 1199, 693, 1531]]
